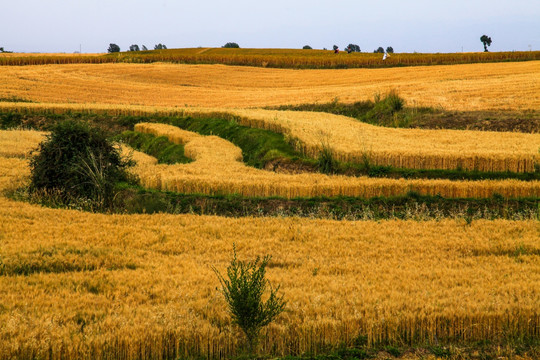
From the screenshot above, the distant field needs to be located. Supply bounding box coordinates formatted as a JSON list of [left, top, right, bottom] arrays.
[[1, 48, 539, 68], [1, 61, 539, 110]]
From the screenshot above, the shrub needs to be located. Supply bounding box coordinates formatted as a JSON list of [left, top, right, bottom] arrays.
[[29, 120, 132, 210], [223, 42, 240, 48], [213, 245, 286, 354], [363, 90, 405, 124], [318, 142, 337, 174]]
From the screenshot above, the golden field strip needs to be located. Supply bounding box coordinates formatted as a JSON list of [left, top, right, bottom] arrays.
[[2, 127, 539, 199], [0, 61, 539, 110], [230, 109, 540, 173], [1, 48, 539, 69], [2, 101, 539, 173], [0, 192, 539, 359], [0, 129, 45, 158], [132, 123, 540, 198]]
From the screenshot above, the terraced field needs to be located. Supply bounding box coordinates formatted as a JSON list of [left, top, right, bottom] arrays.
[[0, 55, 539, 359]]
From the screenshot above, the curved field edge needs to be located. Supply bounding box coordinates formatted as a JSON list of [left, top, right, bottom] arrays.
[[0, 196, 539, 359], [3, 126, 539, 200], [7, 110, 539, 182], [128, 123, 540, 199], [1, 128, 537, 219], [1, 103, 538, 174], [3, 150, 538, 220]]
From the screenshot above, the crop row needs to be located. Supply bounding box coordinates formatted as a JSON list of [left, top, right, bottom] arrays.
[[1, 103, 538, 173], [1, 48, 539, 68], [2, 126, 538, 200], [232, 109, 540, 173], [132, 123, 540, 198]]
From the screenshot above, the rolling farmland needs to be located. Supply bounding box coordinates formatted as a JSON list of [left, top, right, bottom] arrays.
[[0, 51, 539, 359]]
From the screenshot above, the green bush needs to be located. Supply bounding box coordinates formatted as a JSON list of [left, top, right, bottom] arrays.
[[29, 120, 132, 210], [213, 245, 286, 354], [318, 143, 337, 174], [364, 90, 405, 123], [223, 42, 240, 48]]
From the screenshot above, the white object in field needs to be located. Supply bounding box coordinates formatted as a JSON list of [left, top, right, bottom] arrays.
[[383, 52, 387, 60]]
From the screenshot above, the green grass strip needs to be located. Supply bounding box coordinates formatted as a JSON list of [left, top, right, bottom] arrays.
[[115, 130, 192, 164], [115, 184, 539, 221], [1, 110, 538, 181], [162, 116, 308, 168]]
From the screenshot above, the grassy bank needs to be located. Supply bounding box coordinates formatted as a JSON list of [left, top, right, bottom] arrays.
[[9, 184, 537, 221], [116, 130, 192, 164]]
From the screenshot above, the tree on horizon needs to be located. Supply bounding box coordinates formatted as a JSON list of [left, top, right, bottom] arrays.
[[107, 43, 120, 53], [480, 35, 492, 52], [223, 42, 240, 48]]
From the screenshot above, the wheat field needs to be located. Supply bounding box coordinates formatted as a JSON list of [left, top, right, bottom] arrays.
[[0, 194, 539, 359], [2, 127, 538, 199], [2, 102, 539, 173], [0, 61, 539, 110], [0, 57, 539, 359], [132, 123, 540, 198]]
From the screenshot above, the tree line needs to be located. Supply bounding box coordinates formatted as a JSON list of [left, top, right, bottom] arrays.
[[107, 43, 167, 53], [107, 34, 493, 54]]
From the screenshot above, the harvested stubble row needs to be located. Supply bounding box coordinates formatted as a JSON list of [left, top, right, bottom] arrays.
[[1, 61, 539, 111], [132, 123, 540, 198], [0, 195, 539, 359], [2, 102, 538, 173]]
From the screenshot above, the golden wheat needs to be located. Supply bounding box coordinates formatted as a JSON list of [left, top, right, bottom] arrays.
[[1, 127, 537, 199], [1, 48, 538, 70], [0, 129, 46, 158], [0, 61, 538, 110], [130, 123, 540, 198], [2, 103, 538, 172], [230, 109, 540, 173], [0, 194, 538, 359]]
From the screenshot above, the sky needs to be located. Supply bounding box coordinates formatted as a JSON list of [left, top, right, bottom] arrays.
[[2, 0, 539, 54]]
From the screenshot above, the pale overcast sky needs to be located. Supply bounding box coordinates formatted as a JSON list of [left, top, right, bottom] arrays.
[[2, 0, 539, 53]]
